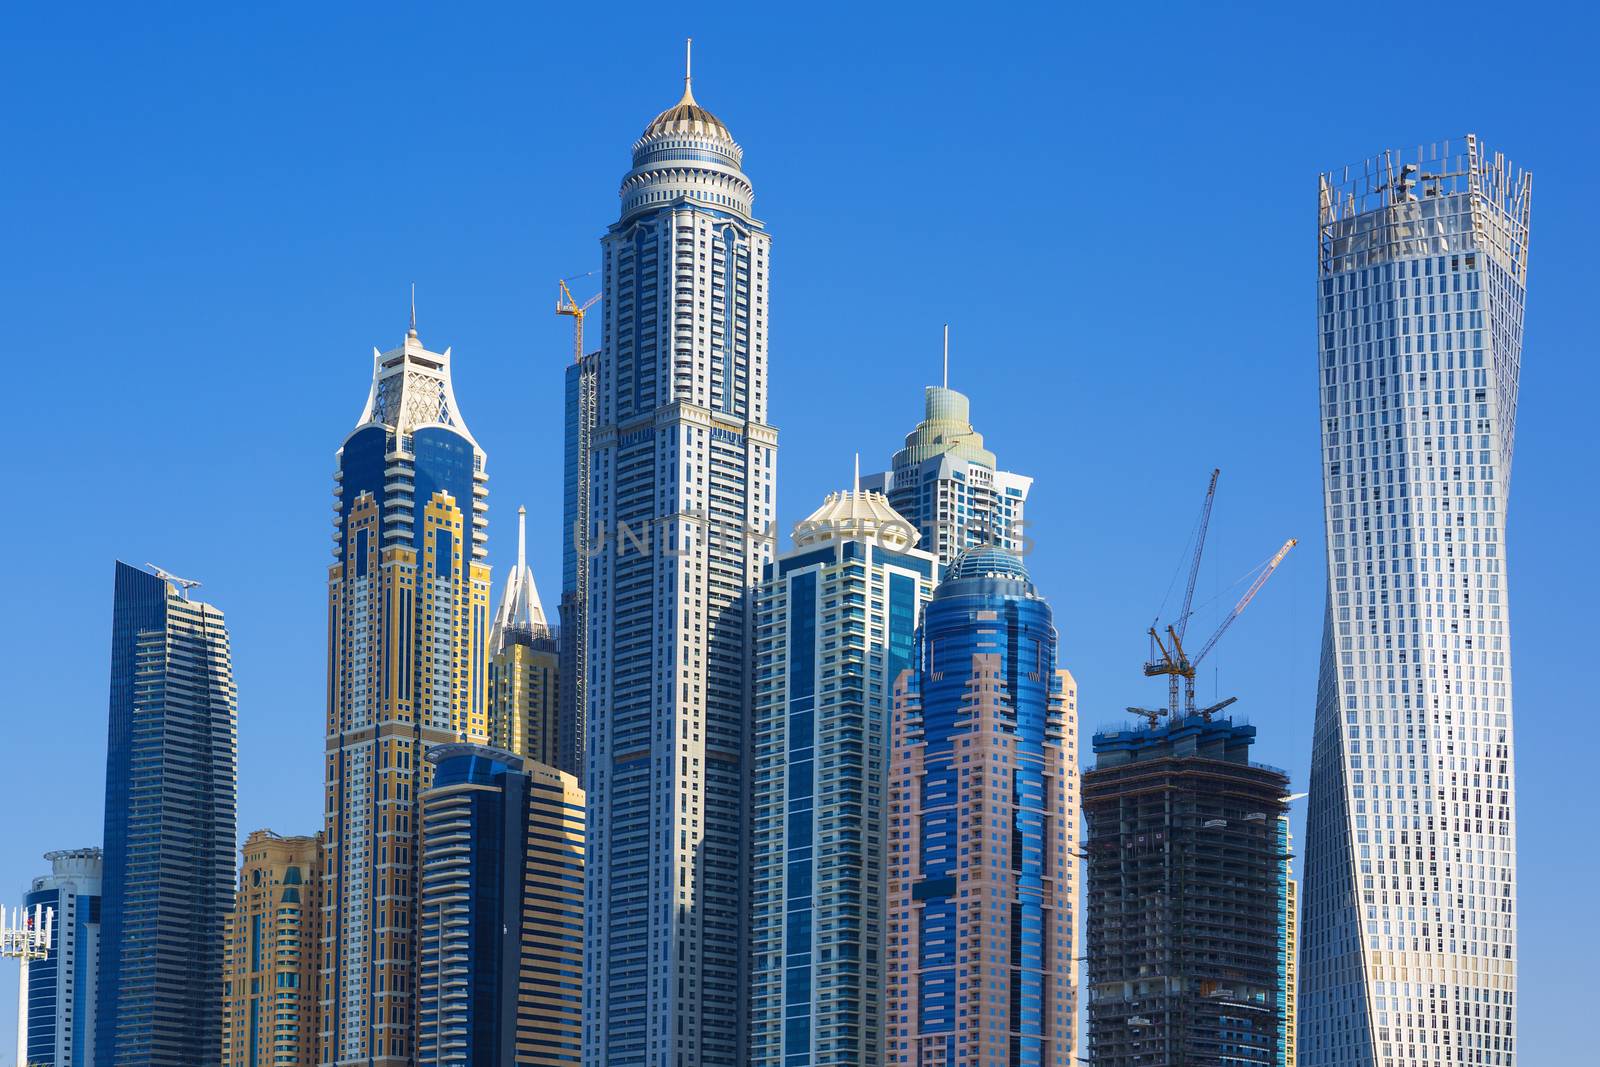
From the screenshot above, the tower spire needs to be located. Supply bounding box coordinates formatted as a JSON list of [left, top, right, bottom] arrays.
[[517, 505, 527, 569], [942, 323, 949, 389], [408, 283, 418, 339], [680, 37, 696, 105], [853, 452, 861, 495]]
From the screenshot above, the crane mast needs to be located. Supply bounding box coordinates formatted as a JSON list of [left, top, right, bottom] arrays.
[[557, 277, 600, 763], [1142, 469, 1296, 721]]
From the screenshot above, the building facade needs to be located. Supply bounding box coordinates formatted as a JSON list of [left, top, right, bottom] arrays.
[[749, 484, 937, 1067], [1301, 136, 1527, 1067], [320, 315, 493, 1066], [1082, 715, 1290, 1067], [886, 547, 1079, 1066], [417, 744, 584, 1067], [16, 848, 102, 1067], [584, 54, 776, 1067], [490, 507, 561, 764], [558, 350, 599, 780], [222, 831, 322, 1067], [861, 382, 1030, 568], [97, 562, 237, 1067]]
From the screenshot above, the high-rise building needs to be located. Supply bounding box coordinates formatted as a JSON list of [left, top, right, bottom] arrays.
[[222, 831, 322, 1067], [16, 848, 102, 1067], [749, 481, 937, 1067], [1284, 858, 1299, 1067], [1082, 714, 1290, 1067], [490, 506, 561, 764], [320, 313, 493, 1066], [886, 547, 1079, 1066], [1301, 135, 1527, 1067], [558, 349, 599, 780], [584, 47, 776, 1067], [417, 744, 584, 1067], [98, 562, 237, 1067], [861, 366, 1031, 568]]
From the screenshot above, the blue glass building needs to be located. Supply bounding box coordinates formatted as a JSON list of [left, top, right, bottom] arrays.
[[417, 744, 584, 1066], [749, 485, 937, 1066], [886, 548, 1080, 1066], [96, 562, 237, 1067], [18, 848, 103, 1067]]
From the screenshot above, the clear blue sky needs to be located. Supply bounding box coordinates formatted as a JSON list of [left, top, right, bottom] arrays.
[[2, 3, 1594, 1061]]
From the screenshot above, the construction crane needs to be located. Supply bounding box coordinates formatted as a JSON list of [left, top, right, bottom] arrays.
[[558, 275, 600, 767], [145, 563, 201, 598], [556, 276, 600, 365], [1142, 470, 1297, 721]]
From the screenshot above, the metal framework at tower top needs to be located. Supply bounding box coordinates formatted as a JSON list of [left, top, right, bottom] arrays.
[[1135, 470, 1298, 723], [0, 904, 52, 962]]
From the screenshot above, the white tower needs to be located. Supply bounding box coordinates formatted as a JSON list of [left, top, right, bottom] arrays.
[[1301, 136, 1528, 1067], [584, 41, 776, 1067]]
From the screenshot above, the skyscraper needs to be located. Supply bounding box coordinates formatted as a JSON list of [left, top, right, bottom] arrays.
[[583, 45, 776, 1067], [222, 831, 322, 1067], [861, 355, 1031, 568], [320, 313, 492, 1066], [1082, 714, 1290, 1067], [558, 350, 599, 780], [16, 848, 102, 1067], [749, 481, 937, 1067], [1301, 136, 1527, 1067], [98, 562, 237, 1067], [417, 744, 584, 1067], [886, 547, 1079, 1066], [490, 506, 561, 764]]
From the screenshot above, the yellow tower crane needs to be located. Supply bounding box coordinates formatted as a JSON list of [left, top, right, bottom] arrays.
[[1133, 470, 1297, 724], [556, 276, 600, 364]]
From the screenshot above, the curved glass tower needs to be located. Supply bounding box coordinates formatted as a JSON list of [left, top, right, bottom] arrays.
[[886, 548, 1080, 1066], [319, 316, 492, 1066], [584, 50, 777, 1067], [1301, 136, 1527, 1067]]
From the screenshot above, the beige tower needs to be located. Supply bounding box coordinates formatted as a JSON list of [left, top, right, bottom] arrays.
[[488, 506, 561, 764], [223, 830, 323, 1067]]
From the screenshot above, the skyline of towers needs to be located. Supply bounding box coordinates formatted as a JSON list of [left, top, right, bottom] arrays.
[[582, 51, 777, 1067], [320, 317, 493, 1066], [886, 547, 1080, 1066], [16, 848, 102, 1067], [98, 561, 237, 1067], [1082, 714, 1291, 1067], [417, 744, 584, 1067], [221, 830, 322, 1067], [1300, 136, 1526, 1067], [861, 361, 1031, 568], [749, 481, 938, 1066]]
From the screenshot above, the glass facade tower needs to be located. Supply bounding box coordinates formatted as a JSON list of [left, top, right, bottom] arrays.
[[583, 58, 776, 1067], [417, 744, 584, 1067], [320, 318, 493, 1066], [1301, 135, 1527, 1067], [18, 848, 102, 1067], [749, 485, 937, 1067], [886, 548, 1079, 1067], [97, 562, 237, 1067], [861, 385, 1031, 568]]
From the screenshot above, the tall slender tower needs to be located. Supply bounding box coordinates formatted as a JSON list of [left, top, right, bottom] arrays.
[[97, 562, 237, 1067], [584, 42, 777, 1067], [886, 548, 1080, 1066], [749, 479, 937, 1067], [1301, 135, 1527, 1067], [489, 506, 560, 763], [559, 350, 598, 779], [861, 352, 1031, 568], [320, 312, 492, 1066]]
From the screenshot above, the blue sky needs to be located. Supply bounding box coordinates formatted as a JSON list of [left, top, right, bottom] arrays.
[[2, 2, 1595, 1060]]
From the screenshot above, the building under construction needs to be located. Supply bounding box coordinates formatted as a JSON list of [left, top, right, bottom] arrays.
[[1083, 714, 1291, 1066]]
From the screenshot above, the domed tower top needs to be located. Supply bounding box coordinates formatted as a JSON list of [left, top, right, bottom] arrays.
[[619, 38, 754, 222]]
